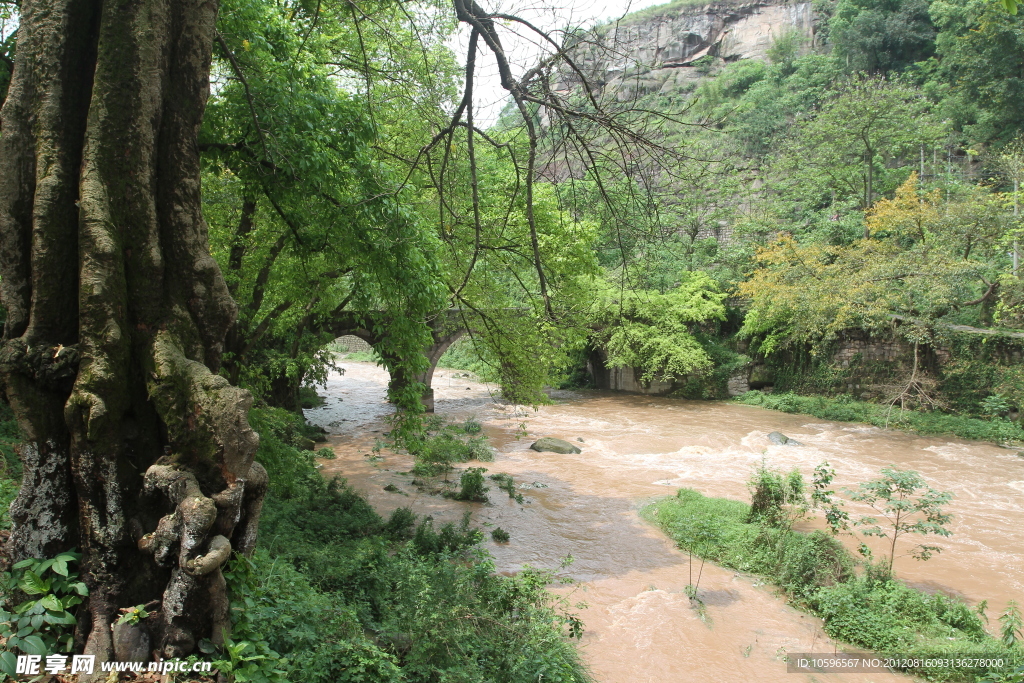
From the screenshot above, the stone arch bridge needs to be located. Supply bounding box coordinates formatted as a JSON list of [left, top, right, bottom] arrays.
[[328, 309, 475, 412]]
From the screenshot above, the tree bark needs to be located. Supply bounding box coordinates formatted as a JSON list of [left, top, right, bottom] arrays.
[[0, 0, 264, 667]]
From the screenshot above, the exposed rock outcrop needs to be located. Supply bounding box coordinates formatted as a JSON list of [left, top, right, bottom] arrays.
[[554, 0, 816, 102]]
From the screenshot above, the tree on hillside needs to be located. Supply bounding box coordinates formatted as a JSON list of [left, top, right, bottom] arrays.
[[739, 174, 1008, 355], [927, 0, 1024, 146], [0, 0, 266, 665], [775, 78, 940, 236], [827, 0, 936, 74]]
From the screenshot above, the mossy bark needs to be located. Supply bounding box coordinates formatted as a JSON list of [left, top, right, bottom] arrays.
[[0, 0, 263, 668]]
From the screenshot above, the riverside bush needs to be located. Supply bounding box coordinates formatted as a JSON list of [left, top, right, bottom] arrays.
[[450, 467, 489, 502], [643, 488, 1017, 681], [410, 419, 494, 476]]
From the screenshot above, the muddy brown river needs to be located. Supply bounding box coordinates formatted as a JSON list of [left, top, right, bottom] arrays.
[[305, 361, 1024, 683]]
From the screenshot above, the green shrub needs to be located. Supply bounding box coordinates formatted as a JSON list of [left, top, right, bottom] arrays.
[[0, 551, 88, 663], [450, 467, 489, 502], [747, 461, 804, 527], [813, 574, 989, 651], [777, 531, 855, 599], [491, 527, 511, 543], [411, 514, 483, 555], [643, 486, 1014, 681], [383, 507, 416, 540], [251, 414, 590, 683], [410, 422, 494, 475], [249, 407, 321, 498]]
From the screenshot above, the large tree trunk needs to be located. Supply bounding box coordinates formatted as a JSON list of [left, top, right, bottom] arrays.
[[0, 0, 265, 667]]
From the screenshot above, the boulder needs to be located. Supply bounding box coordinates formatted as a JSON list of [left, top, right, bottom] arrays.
[[529, 437, 581, 454], [768, 431, 801, 446], [112, 621, 150, 663]]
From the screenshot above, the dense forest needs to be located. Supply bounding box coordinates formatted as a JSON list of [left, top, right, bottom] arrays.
[[0, 0, 1022, 680]]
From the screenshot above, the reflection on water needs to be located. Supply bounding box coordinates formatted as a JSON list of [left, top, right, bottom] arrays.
[[306, 362, 1023, 683]]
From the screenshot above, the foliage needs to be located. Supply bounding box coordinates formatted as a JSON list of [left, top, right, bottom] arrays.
[[436, 337, 500, 383], [408, 418, 493, 477], [811, 461, 852, 534], [249, 407, 325, 498], [592, 272, 728, 383], [774, 79, 941, 214], [746, 460, 806, 528], [813, 573, 991, 656], [739, 175, 1009, 354], [491, 527, 511, 543], [0, 551, 88, 667], [298, 387, 325, 409], [243, 408, 592, 682], [1001, 601, 1024, 647], [449, 467, 489, 502], [203, 0, 448, 417], [643, 487, 1015, 680], [490, 473, 525, 503], [923, 0, 1024, 146], [847, 467, 953, 573], [827, 0, 936, 73]]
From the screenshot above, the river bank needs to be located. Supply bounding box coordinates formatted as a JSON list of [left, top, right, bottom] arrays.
[[306, 362, 1024, 682], [735, 390, 1024, 448]]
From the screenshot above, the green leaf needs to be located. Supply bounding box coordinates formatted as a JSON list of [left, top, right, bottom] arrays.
[[44, 610, 77, 625], [40, 595, 62, 611], [12, 559, 36, 570], [52, 558, 69, 577], [18, 570, 50, 595], [0, 651, 19, 676], [21, 634, 48, 655]]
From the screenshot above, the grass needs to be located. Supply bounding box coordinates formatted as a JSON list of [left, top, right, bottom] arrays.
[[342, 350, 380, 363], [643, 488, 1022, 681], [407, 415, 494, 477], [436, 337, 499, 383], [736, 391, 1024, 446]]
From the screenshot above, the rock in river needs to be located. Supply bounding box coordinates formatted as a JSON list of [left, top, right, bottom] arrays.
[[530, 437, 581, 454], [768, 431, 801, 446]]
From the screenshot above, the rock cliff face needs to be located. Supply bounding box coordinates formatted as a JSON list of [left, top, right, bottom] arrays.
[[556, 0, 816, 100]]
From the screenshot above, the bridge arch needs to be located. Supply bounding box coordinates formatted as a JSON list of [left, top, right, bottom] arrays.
[[330, 310, 472, 412]]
